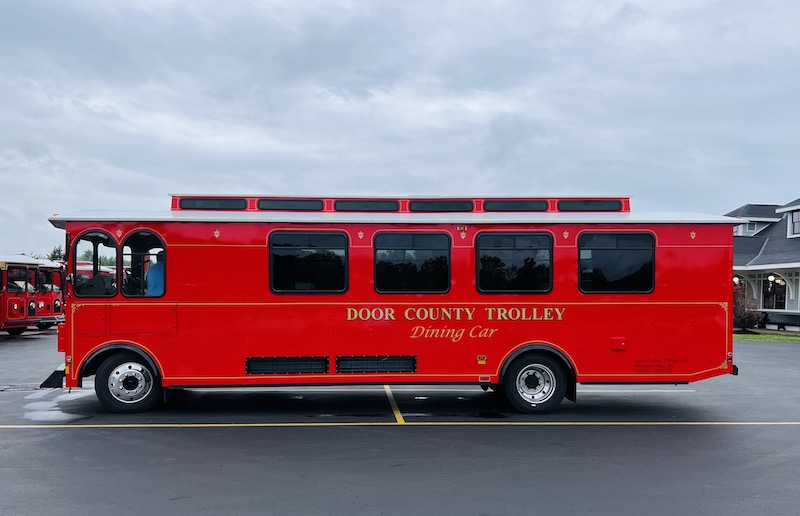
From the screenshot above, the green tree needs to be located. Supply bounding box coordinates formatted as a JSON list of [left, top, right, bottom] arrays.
[[47, 245, 64, 261]]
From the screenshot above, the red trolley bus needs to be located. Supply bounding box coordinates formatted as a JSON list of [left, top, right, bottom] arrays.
[[47, 194, 737, 413], [1, 254, 42, 335], [35, 259, 65, 330]]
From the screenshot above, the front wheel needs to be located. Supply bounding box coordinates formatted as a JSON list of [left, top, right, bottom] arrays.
[[503, 354, 567, 414], [95, 352, 162, 413], [5, 328, 26, 336]]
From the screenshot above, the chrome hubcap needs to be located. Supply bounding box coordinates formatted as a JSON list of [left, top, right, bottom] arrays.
[[515, 364, 556, 405], [107, 362, 153, 404]]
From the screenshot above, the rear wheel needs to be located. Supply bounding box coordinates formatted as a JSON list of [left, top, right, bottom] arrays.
[[503, 354, 567, 414], [95, 352, 162, 413]]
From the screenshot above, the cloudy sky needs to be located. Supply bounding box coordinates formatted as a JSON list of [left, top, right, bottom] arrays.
[[1, 0, 798, 255]]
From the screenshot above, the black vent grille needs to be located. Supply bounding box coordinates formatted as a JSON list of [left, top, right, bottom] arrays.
[[336, 356, 417, 373], [246, 356, 329, 374]]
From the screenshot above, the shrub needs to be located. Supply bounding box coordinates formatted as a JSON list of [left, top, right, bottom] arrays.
[[733, 284, 763, 330]]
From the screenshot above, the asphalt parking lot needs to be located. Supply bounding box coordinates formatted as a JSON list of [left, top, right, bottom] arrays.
[[1, 329, 798, 515]]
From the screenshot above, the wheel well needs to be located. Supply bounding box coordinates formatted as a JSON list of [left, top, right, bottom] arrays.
[[78, 345, 160, 388], [501, 346, 577, 402]]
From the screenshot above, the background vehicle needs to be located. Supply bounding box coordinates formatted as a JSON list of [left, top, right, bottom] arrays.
[[1, 254, 42, 335], [34, 259, 65, 329], [47, 195, 737, 413]]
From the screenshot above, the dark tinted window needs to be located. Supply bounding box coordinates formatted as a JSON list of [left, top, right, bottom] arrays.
[[258, 199, 324, 211], [477, 233, 552, 293], [270, 232, 347, 293], [408, 200, 473, 212], [375, 233, 450, 293], [179, 198, 247, 210], [484, 200, 548, 212], [558, 200, 623, 212], [579, 233, 654, 293], [334, 200, 399, 212]]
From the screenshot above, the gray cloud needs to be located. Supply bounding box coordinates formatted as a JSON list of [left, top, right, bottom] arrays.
[[1, 0, 798, 253]]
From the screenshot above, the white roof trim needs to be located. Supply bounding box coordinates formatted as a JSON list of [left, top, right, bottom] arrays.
[[776, 205, 800, 214], [734, 263, 800, 271], [733, 217, 782, 223], [49, 210, 738, 229]]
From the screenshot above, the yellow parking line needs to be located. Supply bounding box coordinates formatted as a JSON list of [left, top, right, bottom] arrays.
[[384, 385, 406, 424], [1, 421, 800, 430]]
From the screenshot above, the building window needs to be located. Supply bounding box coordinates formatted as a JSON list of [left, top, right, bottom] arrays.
[[791, 211, 800, 236], [762, 274, 786, 310], [375, 233, 450, 293], [270, 232, 347, 293], [579, 233, 655, 293], [477, 233, 552, 293]]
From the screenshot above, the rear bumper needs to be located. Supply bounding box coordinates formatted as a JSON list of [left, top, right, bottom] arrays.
[[3, 320, 36, 328], [38, 315, 65, 324]]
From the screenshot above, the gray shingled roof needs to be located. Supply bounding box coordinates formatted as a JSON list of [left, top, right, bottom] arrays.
[[779, 197, 800, 211], [733, 236, 768, 266], [737, 213, 800, 267], [725, 204, 781, 219]]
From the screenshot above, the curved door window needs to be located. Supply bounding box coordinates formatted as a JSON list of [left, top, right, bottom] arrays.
[[73, 231, 118, 297]]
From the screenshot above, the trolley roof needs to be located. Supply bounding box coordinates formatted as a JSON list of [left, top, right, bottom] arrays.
[[49, 194, 738, 228], [0, 254, 54, 268]]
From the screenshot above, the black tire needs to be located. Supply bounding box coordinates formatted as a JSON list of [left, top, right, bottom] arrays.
[[5, 328, 25, 336], [37, 323, 54, 330], [503, 354, 568, 414], [95, 352, 162, 413]]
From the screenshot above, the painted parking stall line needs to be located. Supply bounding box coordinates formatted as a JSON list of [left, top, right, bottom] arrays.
[[384, 385, 406, 424]]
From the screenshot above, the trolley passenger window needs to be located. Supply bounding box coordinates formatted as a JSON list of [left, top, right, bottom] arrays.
[[270, 232, 347, 293], [73, 231, 118, 297], [477, 233, 552, 293], [375, 233, 450, 293], [579, 233, 655, 293], [122, 231, 166, 297]]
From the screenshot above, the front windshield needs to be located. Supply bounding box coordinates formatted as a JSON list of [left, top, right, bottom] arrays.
[[37, 270, 61, 293], [7, 267, 34, 293]]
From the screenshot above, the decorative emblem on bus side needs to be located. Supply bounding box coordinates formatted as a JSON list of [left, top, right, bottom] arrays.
[[460, 231, 467, 239], [690, 231, 697, 239], [116, 229, 123, 238], [563, 231, 569, 239], [214, 230, 220, 239], [358, 231, 364, 240]]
